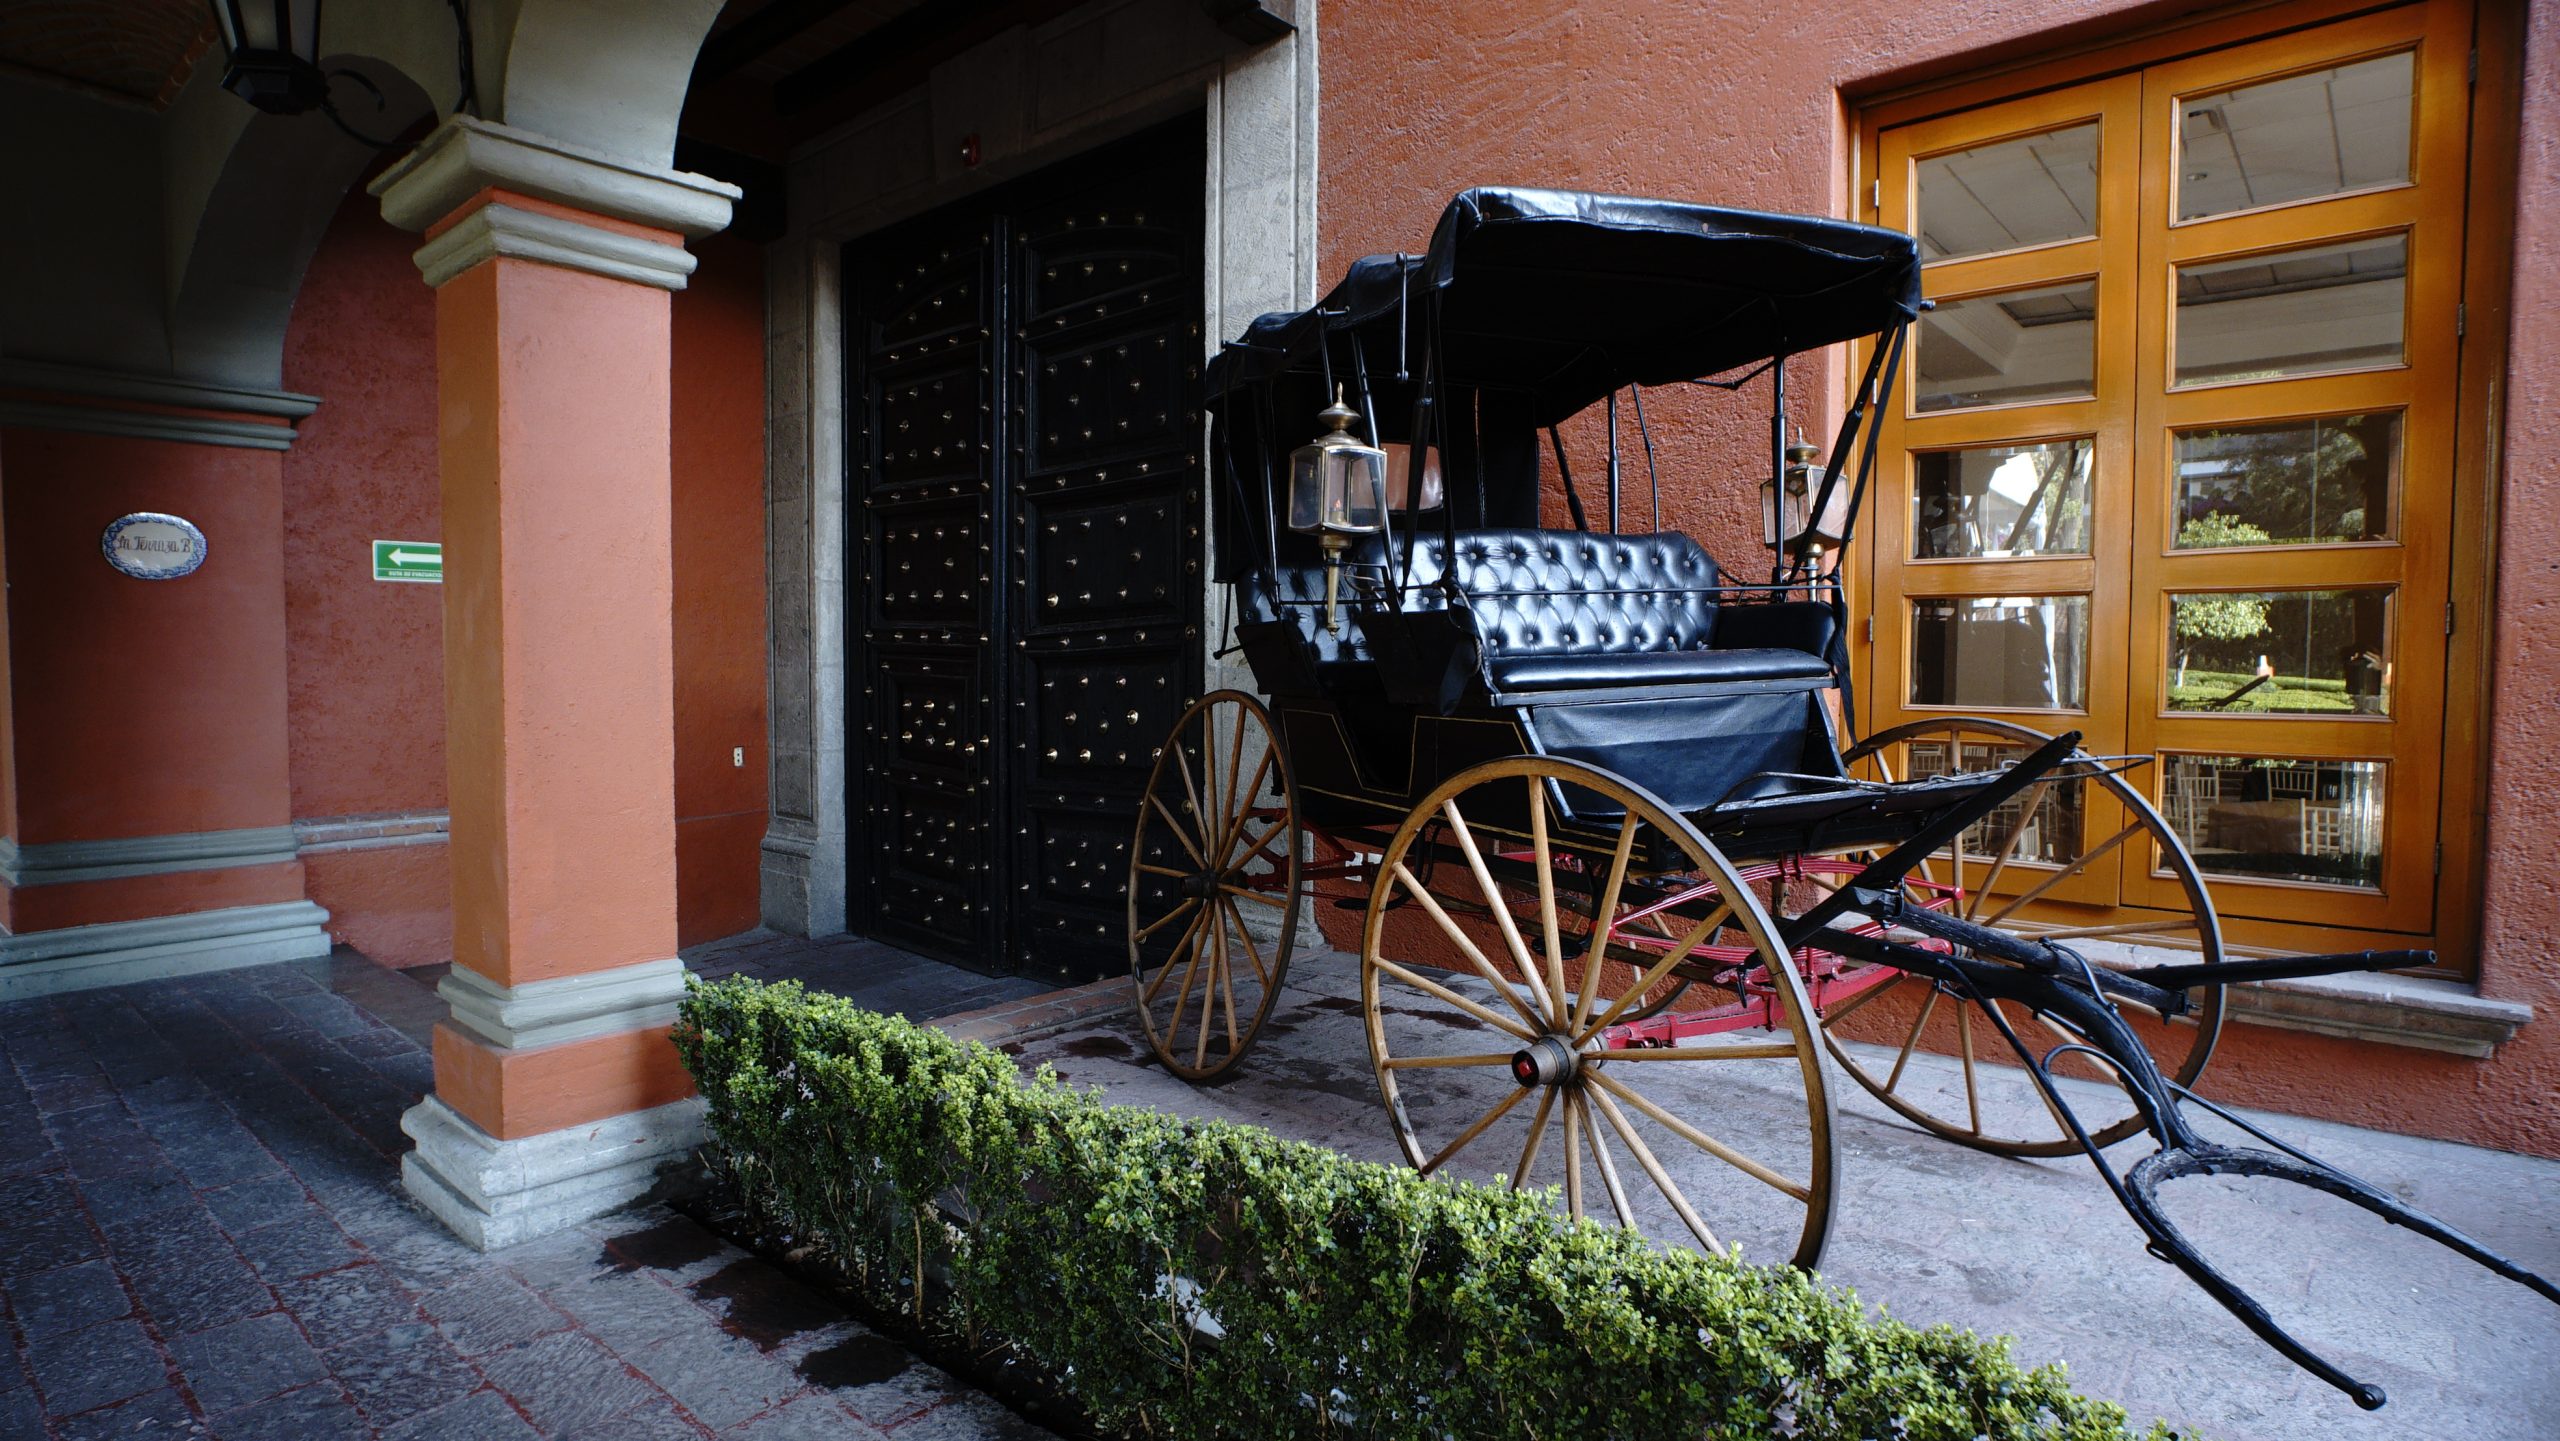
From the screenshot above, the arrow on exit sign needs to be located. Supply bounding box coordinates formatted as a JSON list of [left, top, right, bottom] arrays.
[[372, 540, 442, 583]]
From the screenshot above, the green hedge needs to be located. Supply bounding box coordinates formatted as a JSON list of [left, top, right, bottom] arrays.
[[676, 976, 2182, 1441]]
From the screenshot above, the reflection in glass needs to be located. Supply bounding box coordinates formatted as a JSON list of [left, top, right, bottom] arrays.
[[1913, 439, 2092, 559], [2167, 588, 2393, 715], [1916, 283, 2099, 413], [2159, 754, 2384, 889], [2173, 413, 2398, 548], [1910, 595, 2089, 709], [1918, 123, 2100, 261], [1902, 738, 2085, 864], [2179, 52, 2414, 220], [2174, 234, 2406, 386]]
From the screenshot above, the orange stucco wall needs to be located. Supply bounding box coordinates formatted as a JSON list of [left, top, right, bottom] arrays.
[[1318, 0, 2559, 1157], [0, 428, 298, 847], [671, 230, 772, 948], [271, 189, 769, 965]]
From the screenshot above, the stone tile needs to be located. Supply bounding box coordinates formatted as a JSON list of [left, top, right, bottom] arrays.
[[211, 1380, 368, 1440], [9, 1259, 133, 1338], [878, 1392, 1061, 1441], [559, 1393, 715, 1440], [721, 1395, 891, 1440], [477, 1330, 664, 1434], [274, 1261, 426, 1345], [542, 1266, 726, 1359], [202, 1172, 317, 1235], [231, 1212, 365, 1283], [381, 1387, 541, 1441], [50, 1386, 205, 1439], [0, 1384, 43, 1438], [75, 1168, 197, 1225], [166, 1313, 325, 1416], [0, 1213, 105, 1282], [24, 1316, 168, 1416], [421, 1270, 571, 1358], [626, 1327, 805, 1432], [273, 993, 371, 1040], [325, 1320, 486, 1428]]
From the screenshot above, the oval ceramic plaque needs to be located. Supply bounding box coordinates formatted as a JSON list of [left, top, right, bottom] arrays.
[[101, 512, 208, 580]]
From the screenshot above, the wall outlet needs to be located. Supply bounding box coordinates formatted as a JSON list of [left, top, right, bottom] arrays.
[[733, 747, 745, 767]]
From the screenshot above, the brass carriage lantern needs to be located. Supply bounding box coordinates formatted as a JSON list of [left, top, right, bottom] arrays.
[[1761, 430, 1851, 572], [1286, 389, 1389, 632]]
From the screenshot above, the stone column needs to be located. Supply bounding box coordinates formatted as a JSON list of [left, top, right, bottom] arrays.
[[371, 117, 736, 1249]]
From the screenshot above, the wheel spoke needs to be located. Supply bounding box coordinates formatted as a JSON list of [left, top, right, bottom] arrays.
[[1968, 779, 2054, 919], [1587, 1069, 1810, 1202], [1171, 741, 1209, 850], [1389, 863, 1550, 1033], [1571, 816, 1640, 1034], [1958, 1002, 1983, 1135], [1141, 918, 1209, 1004], [1215, 748, 1273, 864], [1583, 1080, 1725, 1253], [1577, 1093, 1636, 1229], [1222, 884, 1288, 908], [1562, 1088, 1585, 1217], [1370, 957, 1537, 1041], [1817, 971, 1907, 1025], [1218, 702, 1247, 856], [1220, 897, 1271, 986], [1592, 1043, 1800, 1062], [1381, 1052, 1519, 1070], [1573, 904, 1733, 1044], [1165, 920, 1212, 1053], [1511, 1086, 1557, 1189], [1198, 922, 1227, 1070], [1420, 1084, 1530, 1175], [1217, 917, 1243, 1057], [1147, 794, 1206, 867], [1440, 800, 1558, 1022], [1883, 984, 1942, 1095], [1979, 820, 2143, 925], [1133, 896, 1199, 943], [1527, 777, 1569, 1028]]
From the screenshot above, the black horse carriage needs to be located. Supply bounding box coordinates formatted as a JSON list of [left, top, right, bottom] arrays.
[[1121, 188, 2554, 1407]]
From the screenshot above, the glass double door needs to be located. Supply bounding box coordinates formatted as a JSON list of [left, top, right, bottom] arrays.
[[1865, 1, 2472, 943]]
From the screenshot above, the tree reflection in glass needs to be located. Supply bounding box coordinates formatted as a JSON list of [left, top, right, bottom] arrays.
[[2172, 413, 2398, 548]]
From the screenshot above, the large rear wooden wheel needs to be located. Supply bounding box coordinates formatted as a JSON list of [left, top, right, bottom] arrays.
[[1360, 756, 1835, 1269], [1127, 690, 1300, 1082], [1819, 718, 2225, 1157]]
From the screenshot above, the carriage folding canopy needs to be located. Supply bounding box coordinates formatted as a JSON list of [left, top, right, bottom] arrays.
[[1206, 187, 1923, 429]]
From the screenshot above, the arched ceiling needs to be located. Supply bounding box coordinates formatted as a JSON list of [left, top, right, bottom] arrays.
[[0, 0, 214, 110]]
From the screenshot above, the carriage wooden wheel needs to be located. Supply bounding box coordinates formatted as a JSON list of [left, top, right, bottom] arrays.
[[1361, 755, 1836, 1269], [1127, 690, 1302, 1081], [1819, 717, 2226, 1156]]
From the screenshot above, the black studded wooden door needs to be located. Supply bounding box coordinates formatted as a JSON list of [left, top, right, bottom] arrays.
[[846, 119, 1205, 982]]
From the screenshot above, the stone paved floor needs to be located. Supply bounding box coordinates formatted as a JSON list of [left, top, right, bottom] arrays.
[[1010, 948, 2560, 1441], [0, 948, 1063, 1441]]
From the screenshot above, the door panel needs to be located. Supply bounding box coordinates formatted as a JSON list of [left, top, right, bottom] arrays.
[[846, 119, 1204, 981]]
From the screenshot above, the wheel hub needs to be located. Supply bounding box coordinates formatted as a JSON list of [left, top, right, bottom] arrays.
[[1509, 1034, 1580, 1088]]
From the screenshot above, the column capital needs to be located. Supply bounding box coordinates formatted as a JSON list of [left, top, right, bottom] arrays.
[[371, 116, 739, 238]]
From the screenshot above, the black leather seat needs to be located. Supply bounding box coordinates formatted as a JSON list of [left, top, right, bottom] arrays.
[[1485, 646, 1829, 693]]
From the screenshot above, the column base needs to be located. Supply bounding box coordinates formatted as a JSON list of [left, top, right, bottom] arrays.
[[400, 1093, 706, 1251], [0, 900, 332, 1001]]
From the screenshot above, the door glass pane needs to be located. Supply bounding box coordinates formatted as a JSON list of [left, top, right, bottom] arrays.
[[1917, 123, 2100, 260], [2178, 52, 2415, 220], [2173, 234, 2406, 386], [1913, 439, 2093, 558], [1910, 595, 2090, 709], [2159, 755, 2384, 889], [1900, 738, 2085, 864], [2167, 587, 2394, 715], [1916, 282, 2099, 412], [2173, 412, 2399, 547]]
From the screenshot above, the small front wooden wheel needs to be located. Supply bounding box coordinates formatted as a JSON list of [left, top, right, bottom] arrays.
[[1822, 717, 2225, 1157], [1360, 756, 1836, 1269], [1127, 690, 1301, 1082]]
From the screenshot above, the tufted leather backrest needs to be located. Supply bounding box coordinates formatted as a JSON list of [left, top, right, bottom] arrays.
[[1365, 529, 1722, 659]]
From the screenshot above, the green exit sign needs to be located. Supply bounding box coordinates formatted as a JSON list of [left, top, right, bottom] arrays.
[[372, 540, 442, 583]]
